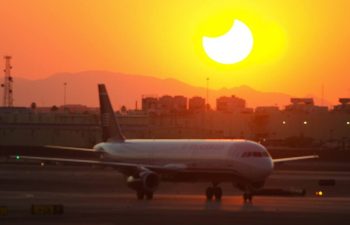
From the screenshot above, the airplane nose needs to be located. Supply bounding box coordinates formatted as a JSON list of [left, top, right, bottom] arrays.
[[268, 157, 274, 173], [262, 146, 274, 177], [257, 157, 274, 178]]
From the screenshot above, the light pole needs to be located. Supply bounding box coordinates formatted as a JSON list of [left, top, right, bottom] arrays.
[[206, 77, 209, 111], [63, 82, 67, 110]]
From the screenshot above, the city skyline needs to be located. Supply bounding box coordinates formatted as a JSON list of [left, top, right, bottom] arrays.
[[10, 71, 336, 109]]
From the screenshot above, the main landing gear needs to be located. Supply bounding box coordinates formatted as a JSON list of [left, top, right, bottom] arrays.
[[206, 185, 223, 201], [136, 190, 154, 200], [243, 192, 253, 203]]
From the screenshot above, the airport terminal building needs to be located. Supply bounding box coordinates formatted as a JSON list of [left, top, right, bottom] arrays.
[[0, 97, 349, 149]]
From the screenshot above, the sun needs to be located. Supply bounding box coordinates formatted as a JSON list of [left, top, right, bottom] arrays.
[[202, 20, 254, 64]]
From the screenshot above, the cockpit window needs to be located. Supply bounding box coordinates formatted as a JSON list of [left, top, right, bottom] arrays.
[[241, 151, 269, 158], [253, 152, 261, 157]]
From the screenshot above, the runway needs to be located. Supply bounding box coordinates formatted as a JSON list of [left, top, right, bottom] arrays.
[[1, 164, 350, 225]]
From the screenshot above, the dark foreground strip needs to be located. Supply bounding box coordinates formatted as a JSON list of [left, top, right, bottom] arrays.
[[318, 179, 336, 186], [252, 188, 306, 196], [0, 206, 8, 216], [31, 204, 64, 215]]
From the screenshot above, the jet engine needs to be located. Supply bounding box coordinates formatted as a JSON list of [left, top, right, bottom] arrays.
[[126, 171, 160, 192]]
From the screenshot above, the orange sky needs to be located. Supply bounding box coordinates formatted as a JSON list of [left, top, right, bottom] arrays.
[[0, 0, 350, 105]]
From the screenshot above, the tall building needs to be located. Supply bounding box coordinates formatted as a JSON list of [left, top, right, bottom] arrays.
[[189, 96, 205, 112], [158, 95, 174, 114], [334, 98, 350, 112], [216, 95, 246, 113], [142, 96, 158, 114], [285, 98, 328, 113], [173, 95, 187, 112]]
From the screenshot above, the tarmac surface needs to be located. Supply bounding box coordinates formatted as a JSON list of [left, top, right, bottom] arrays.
[[0, 164, 350, 225]]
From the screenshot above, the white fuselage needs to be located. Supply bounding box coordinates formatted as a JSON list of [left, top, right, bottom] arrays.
[[94, 139, 274, 183]]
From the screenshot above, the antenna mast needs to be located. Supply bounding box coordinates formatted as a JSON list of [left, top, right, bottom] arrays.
[[1, 56, 14, 107]]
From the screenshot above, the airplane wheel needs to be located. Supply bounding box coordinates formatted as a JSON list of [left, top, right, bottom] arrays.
[[214, 187, 223, 201], [206, 187, 214, 200], [243, 193, 252, 203], [243, 193, 248, 202], [145, 191, 154, 200], [137, 191, 145, 200]]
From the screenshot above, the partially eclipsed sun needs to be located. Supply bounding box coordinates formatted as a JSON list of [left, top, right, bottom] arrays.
[[202, 20, 254, 64]]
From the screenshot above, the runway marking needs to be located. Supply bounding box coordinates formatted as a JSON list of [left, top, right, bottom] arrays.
[[0, 192, 34, 199], [2, 191, 350, 214]]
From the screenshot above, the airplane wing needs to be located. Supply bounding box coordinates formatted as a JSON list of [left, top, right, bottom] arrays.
[[10, 155, 185, 175], [10, 155, 242, 181], [273, 155, 318, 163]]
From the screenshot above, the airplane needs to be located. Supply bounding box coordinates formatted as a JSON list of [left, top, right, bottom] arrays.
[[14, 84, 318, 202]]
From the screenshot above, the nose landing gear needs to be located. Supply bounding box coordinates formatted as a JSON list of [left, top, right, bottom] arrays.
[[136, 190, 154, 200], [243, 192, 253, 203], [206, 185, 223, 201]]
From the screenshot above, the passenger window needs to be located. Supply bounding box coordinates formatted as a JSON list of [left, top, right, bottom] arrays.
[[242, 151, 269, 158]]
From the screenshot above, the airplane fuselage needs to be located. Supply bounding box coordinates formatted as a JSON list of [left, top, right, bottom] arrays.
[[94, 139, 274, 184]]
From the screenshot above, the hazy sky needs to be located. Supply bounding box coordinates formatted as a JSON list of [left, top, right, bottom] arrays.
[[0, 0, 349, 103]]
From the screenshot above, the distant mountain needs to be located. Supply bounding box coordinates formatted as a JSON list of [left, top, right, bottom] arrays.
[[13, 71, 297, 109]]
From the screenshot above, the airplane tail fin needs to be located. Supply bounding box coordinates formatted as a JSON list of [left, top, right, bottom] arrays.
[[98, 84, 125, 142]]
